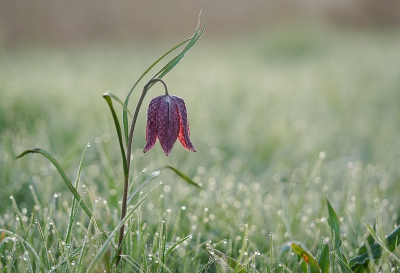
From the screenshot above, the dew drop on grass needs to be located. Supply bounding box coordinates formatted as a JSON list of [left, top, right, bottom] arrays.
[[9, 196, 13, 200], [182, 206, 186, 210], [142, 168, 147, 173], [87, 143, 91, 147]]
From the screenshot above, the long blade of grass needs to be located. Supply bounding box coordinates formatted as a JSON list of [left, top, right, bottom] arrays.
[[16, 149, 115, 249], [165, 234, 192, 256], [110, 219, 136, 267], [236, 224, 248, 267], [103, 93, 128, 175], [326, 199, 341, 248], [335, 252, 353, 273], [106, 91, 133, 117], [120, 255, 146, 273], [87, 183, 159, 273], [65, 144, 89, 245], [318, 244, 330, 273], [326, 199, 348, 273], [165, 164, 202, 188]]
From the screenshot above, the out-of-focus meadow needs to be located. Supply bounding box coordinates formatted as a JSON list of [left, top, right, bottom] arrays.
[[1, 1, 400, 271]]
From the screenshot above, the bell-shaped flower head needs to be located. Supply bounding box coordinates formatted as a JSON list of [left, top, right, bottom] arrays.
[[143, 94, 196, 156]]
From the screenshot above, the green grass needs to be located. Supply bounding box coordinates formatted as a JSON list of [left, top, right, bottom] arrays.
[[1, 25, 400, 272]]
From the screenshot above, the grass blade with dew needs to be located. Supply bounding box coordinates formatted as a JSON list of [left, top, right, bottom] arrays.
[[165, 234, 192, 256], [335, 252, 353, 273], [9, 196, 27, 235], [318, 244, 330, 273], [206, 247, 246, 273], [0, 229, 41, 270], [120, 255, 146, 273], [16, 148, 117, 250], [65, 143, 89, 245], [326, 199, 341, 248], [103, 93, 128, 176], [35, 219, 51, 269], [110, 219, 136, 267], [326, 198, 348, 272], [236, 224, 249, 267], [87, 182, 160, 272]]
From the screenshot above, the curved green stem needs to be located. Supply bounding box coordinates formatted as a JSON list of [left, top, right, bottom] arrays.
[[116, 78, 168, 266]]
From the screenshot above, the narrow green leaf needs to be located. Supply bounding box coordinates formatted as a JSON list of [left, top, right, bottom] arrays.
[[166, 234, 192, 256], [165, 164, 201, 188], [335, 252, 353, 273], [103, 93, 128, 175], [126, 167, 162, 205], [16, 149, 115, 249], [120, 255, 146, 272], [86, 183, 159, 273], [105, 91, 133, 117], [326, 199, 341, 247], [291, 243, 321, 273], [318, 244, 330, 273], [236, 224, 248, 267], [110, 220, 136, 267]]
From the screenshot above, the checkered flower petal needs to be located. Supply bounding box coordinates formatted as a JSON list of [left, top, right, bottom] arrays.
[[143, 94, 195, 156], [172, 96, 196, 152]]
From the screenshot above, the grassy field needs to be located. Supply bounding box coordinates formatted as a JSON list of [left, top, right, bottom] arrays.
[[1, 25, 400, 272]]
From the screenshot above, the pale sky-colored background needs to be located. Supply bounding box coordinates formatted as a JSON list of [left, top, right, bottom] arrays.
[[1, 0, 399, 46]]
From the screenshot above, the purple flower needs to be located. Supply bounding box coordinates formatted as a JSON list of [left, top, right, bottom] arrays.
[[143, 94, 196, 156]]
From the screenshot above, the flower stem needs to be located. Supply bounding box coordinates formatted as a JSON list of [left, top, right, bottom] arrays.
[[116, 78, 168, 266]]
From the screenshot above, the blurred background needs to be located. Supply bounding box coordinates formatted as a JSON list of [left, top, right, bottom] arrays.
[[1, 0, 400, 46]]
